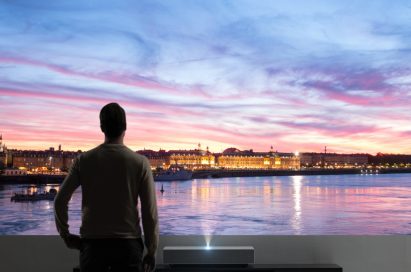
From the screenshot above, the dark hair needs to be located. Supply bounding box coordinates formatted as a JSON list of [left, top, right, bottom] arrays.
[[100, 103, 127, 138]]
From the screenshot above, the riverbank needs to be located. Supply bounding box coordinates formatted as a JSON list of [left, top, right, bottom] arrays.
[[192, 168, 411, 179], [1, 168, 411, 184]]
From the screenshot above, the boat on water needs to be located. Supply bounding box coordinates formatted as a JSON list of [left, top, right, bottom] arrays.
[[154, 166, 193, 181], [11, 188, 58, 202]]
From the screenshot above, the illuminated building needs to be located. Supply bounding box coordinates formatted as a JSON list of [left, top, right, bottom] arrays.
[[216, 147, 300, 170], [11, 147, 81, 172], [300, 152, 368, 168], [0, 134, 7, 168], [138, 145, 299, 170], [9, 140, 411, 173], [137, 149, 169, 169], [168, 144, 215, 170], [0, 153, 5, 169], [4, 168, 27, 176], [368, 153, 411, 167], [138, 144, 215, 170]]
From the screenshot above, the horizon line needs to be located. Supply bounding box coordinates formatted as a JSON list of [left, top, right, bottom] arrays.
[[2, 144, 410, 156]]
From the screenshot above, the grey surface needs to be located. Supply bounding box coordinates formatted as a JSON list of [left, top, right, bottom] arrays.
[[163, 246, 254, 264], [155, 263, 343, 271], [0, 236, 410, 272]]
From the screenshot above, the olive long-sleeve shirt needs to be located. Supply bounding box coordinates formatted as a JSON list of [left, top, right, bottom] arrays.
[[54, 143, 159, 256]]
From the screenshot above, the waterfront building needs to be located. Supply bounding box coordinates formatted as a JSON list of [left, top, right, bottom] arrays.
[[138, 146, 299, 170], [5, 149, 15, 167], [11, 147, 81, 172], [137, 149, 169, 169], [216, 148, 300, 170], [3, 168, 27, 176], [368, 153, 411, 167], [0, 134, 4, 169], [168, 146, 215, 170], [300, 152, 368, 168], [0, 152, 5, 169], [13, 141, 411, 173], [278, 154, 301, 169], [0, 134, 11, 167], [138, 145, 215, 170]]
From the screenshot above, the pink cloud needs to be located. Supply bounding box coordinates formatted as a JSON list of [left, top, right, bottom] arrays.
[[276, 121, 382, 137], [0, 56, 212, 98]]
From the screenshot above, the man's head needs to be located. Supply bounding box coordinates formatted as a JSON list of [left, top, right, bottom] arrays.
[[100, 103, 127, 139]]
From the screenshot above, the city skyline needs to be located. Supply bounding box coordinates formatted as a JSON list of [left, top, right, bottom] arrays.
[[1, 1, 411, 153], [1, 137, 409, 156]]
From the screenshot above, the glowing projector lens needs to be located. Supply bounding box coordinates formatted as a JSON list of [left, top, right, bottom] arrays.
[[163, 246, 254, 265]]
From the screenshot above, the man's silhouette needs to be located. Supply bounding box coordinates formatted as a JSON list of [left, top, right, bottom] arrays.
[[54, 102, 159, 272]]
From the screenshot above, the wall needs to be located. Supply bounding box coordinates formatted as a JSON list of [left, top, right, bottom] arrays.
[[0, 235, 410, 272]]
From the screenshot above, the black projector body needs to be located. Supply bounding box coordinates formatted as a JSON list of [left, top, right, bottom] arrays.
[[163, 246, 255, 267]]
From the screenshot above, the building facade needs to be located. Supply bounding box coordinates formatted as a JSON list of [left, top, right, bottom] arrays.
[[168, 148, 215, 170], [368, 153, 411, 166], [11, 148, 81, 172], [216, 148, 300, 170], [138, 147, 300, 170], [137, 149, 170, 169], [300, 152, 368, 168], [138, 147, 215, 170], [4, 168, 27, 176], [0, 152, 5, 169]]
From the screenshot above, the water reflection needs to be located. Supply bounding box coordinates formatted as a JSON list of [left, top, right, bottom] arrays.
[[292, 176, 303, 234], [1, 174, 411, 235]]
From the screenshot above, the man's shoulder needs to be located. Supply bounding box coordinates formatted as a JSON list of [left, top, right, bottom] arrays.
[[131, 150, 150, 164], [118, 147, 150, 169], [79, 145, 102, 158], [78, 144, 148, 165]]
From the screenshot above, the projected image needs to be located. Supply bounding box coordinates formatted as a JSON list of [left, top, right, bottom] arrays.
[[1, 0, 411, 235]]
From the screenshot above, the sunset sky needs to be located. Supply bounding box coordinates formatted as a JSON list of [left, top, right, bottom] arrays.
[[1, 0, 411, 154]]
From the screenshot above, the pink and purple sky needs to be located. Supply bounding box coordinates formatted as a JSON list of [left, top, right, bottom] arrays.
[[1, 0, 411, 154]]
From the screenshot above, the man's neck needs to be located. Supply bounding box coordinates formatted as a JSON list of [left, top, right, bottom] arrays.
[[104, 137, 124, 145]]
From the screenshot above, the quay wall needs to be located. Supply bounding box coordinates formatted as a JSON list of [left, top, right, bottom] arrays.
[[1, 168, 411, 184]]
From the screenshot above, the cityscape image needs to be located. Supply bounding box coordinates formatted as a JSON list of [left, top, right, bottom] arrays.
[[1, 0, 411, 236]]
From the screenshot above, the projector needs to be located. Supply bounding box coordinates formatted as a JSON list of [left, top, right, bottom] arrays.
[[163, 246, 254, 267]]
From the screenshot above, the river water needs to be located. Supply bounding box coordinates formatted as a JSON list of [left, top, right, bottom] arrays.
[[1, 174, 411, 235]]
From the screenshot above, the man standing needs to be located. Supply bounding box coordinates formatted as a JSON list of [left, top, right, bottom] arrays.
[[54, 103, 159, 272]]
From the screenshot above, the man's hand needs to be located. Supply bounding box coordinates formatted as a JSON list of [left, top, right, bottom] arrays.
[[62, 234, 81, 250], [142, 254, 155, 272]]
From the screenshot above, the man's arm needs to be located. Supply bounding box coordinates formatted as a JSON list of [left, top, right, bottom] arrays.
[[54, 157, 81, 243], [139, 158, 159, 257]]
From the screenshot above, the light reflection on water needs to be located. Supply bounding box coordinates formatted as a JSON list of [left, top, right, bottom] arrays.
[[1, 174, 411, 235], [292, 176, 302, 234]]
